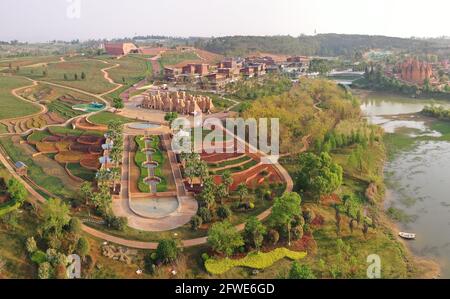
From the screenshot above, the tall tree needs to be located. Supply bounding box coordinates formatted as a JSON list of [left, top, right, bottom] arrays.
[[269, 192, 302, 246], [243, 216, 266, 251], [39, 198, 71, 238], [295, 152, 343, 200], [207, 221, 244, 256], [222, 171, 233, 196]]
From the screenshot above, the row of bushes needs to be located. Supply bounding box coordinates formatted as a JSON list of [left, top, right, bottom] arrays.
[[204, 247, 307, 275]]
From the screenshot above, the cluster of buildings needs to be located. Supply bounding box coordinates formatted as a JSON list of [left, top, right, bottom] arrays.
[[164, 55, 311, 90], [397, 58, 433, 84], [141, 91, 214, 115]]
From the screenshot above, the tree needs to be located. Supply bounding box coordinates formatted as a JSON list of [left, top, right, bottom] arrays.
[[80, 182, 92, 205], [244, 217, 266, 251], [164, 112, 179, 127], [207, 221, 244, 256], [64, 73, 68, 80], [267, 229, 279, 245], [74, 73, 78, 80], [215, 184, 228, 204], [222, 171, 233, 196], [81, 72, 86, 80], [269, 192, 302, 246], [156, 239, 179, 264], [91, 185, 112, 216], [295, 152, 343, 199], [190, 215, 202, 231], [40, 198, 71, 238], [216, 206, 232, 220], [112, 97, 124, 109], [68, 217, 82, 235], [76, 237, 90, 258], [198, 207, 212, 223], [7, 178, 27, 204], [236, 183, 249, 205], [289, 262, 316, 279]]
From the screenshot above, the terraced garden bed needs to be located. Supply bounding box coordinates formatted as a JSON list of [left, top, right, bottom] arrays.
[[211, 159, 259, 175], [67, 163, 96, 181]]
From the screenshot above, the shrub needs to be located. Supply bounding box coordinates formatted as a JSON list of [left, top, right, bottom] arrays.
[[156, 239, 179, 264], [105, 215, 128, 231], [291, 226, 304, 241], [205, 248, 307, 275], [26, 236, 37, 254], [67, 218, 82, 235], [198, 207, 212, 223], [31, 250, 47, 264], [289, 262, 316, 279], [76, 237, 90, 258], [190, 215, 203, 231], [248, 202, 255, 209], [144, 253, 156, 274], [38, 262, 53, 279], [303, 208, 315, 224], [216, 206, 232, 220], [267, 229, 279, 245], [201, 253, 210, 262]]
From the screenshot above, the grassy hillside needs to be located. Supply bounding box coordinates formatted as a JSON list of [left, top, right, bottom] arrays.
[[0, 76, 41, 120]]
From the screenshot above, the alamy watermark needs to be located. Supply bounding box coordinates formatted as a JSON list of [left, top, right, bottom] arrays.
[[66, 254, 81, 279], [171, 115, 280, 164], [366, 254, 381, 279]]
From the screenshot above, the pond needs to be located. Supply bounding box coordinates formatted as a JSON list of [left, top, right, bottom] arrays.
[[72, 102, 105, 113], [127, 122, 161, 130]]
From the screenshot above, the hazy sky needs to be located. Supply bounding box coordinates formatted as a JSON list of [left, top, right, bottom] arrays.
[[1, 0, 449, 42]]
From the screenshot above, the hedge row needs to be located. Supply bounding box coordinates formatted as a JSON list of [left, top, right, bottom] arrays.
[[204, 247, 307, 275]]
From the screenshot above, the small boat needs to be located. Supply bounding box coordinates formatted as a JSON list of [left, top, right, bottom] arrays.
[[399, 232, 416, 240]]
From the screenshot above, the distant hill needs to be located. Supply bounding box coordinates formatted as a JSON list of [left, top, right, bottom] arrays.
[[197, 34, 446, 58]]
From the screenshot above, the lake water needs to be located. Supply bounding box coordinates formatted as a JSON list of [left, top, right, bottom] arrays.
[[361, 92, 450, 278]]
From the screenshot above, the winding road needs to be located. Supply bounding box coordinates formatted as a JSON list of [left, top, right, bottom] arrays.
[[0, 56, 320, 250]]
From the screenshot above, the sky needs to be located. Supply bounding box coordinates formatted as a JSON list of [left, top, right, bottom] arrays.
[[1, 0, 449, 42]]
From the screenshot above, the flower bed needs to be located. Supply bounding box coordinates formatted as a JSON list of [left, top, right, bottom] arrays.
[[54, 151, 85, 163], [204, 248, 307, 275]]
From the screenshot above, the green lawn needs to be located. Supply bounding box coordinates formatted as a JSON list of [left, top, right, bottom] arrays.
[[160, 51, 201, 67], [0, 76, 41, 120], [87, 112, 135, 125], [107, 54, 152, 85], [17, 58, 116, 94]]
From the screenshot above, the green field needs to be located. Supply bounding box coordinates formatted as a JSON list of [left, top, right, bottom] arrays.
[[107, 55, 152, 85], [17, 58, 116, 94], [0, 56, 60, 68], [159, 51, 201, 67], [87, 112, 135, 125], [0, 76, 41, 120]]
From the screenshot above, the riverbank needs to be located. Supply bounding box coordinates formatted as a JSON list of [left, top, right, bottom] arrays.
[[358, 89, 448, 278]]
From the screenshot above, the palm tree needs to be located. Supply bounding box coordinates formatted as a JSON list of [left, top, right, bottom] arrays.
[[222, 170, 233, 196], [197, 160, 209, 187], [110, 167, 121, 193], [236, 183, 249, 205], [215, 184, 228, 204]]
